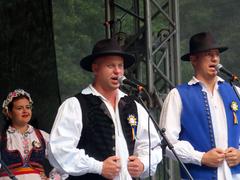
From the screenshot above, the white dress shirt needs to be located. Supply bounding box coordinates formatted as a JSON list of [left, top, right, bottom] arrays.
[[48, 84, 162, 179], [159, 76, 240, 180]]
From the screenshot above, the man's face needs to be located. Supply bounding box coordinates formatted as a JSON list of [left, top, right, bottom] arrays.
[[190, 49, 220, 78], [92, 55, 124, 91]]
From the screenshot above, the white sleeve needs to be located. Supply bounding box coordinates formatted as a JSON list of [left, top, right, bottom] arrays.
[[47, 97, 103, 176], [133, 102, 162, 178], [40, 130, 69, 179], [159, 88, 204, 165], [235, 86, 240, 150], [39, 130, 49, 157]]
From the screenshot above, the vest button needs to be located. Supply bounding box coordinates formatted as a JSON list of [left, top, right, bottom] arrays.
[[112, 147, 115, 151], [112, 135, 115, 139]]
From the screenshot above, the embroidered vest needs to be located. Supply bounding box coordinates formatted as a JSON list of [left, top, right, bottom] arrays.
[[177, 82, 240, 179], [0, 128, 46, 175], [68, 93, 138, 180]]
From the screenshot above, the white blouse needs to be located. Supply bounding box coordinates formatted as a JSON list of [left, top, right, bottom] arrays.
[[0, 125, 65, 180]]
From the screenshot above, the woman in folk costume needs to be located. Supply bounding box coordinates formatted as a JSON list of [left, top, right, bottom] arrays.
[[0, 89, 67, 180]]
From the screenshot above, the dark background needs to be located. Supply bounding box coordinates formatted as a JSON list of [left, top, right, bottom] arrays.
[[0, 0, 60, 132]]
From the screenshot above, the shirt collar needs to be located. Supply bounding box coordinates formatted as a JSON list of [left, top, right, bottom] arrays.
[[7, 124, 34, 135], [188, 76, 225, 86], [81, 84, 127, 101]]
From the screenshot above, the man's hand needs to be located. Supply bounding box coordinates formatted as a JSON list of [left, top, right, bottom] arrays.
[[201, 148, 225, 167], [127, 156, 144, 178], [101, 156, 121, 179], [225, 147, 240, 167]]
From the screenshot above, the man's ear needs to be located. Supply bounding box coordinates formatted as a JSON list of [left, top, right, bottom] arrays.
[[92, 63, 98, 74], [190, 55, 197, 67]]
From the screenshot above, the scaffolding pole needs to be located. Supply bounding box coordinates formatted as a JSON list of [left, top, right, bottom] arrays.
[[104, 0, 181, 179]]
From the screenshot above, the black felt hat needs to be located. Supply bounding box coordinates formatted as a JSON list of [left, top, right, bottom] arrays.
[[181, 32, 228, 61], [80, 38, 135, 72]]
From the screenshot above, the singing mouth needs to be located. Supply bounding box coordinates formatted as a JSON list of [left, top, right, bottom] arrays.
[[111, 77, 118, 80], [209, 64, 217, 70], [22, 115, 29, 118]]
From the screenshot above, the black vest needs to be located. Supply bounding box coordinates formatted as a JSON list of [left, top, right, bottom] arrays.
[[68, 93, 138, 180]]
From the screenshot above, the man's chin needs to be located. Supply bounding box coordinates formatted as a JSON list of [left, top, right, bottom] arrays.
[[110, 84, 120, 90], [209, 71, 218, 76]]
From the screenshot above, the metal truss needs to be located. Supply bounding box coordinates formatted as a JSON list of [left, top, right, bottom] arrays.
[[104, 0, 181, 179], [104, 0, 180, 108]]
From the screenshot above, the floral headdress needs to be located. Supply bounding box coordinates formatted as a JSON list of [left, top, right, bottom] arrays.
[[2, 89, 33, 115]]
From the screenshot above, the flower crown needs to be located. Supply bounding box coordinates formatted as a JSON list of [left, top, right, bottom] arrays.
[[2, 89, 33, 114]]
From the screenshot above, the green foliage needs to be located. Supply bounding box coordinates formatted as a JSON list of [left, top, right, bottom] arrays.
[[52, 0, 104, 100], [53, 0, 240, 98], [180, 0, 240, 82]]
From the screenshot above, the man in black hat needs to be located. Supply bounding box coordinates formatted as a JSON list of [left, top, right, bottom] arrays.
[[48, 38, 162, 180], [160, 32, 240, 179]]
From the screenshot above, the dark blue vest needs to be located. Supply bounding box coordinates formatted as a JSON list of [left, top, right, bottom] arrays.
[[68, 93, 138, 180], [0, 128, 46, 173], [177, 81, 240, 179]]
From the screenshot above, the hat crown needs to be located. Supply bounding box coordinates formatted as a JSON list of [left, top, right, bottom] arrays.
[[80, 38, 135, 71], [181, 32, 228, 61], [92, 38, 123, 54], [190, 32, 216, 53]]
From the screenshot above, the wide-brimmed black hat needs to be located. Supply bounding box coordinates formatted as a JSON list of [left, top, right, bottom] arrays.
[[181, 32, 228, 61], [80, 38, 135, 72]]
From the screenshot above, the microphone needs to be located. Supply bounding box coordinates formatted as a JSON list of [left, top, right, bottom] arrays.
[[216, 64, 238, 81], [118, 76, 145, 91]]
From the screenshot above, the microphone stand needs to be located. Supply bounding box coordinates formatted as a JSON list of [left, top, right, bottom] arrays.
[[136, 88, 193, 180], [229, 79, 240, 102], [160, 128, 168, 180], [0, 149, 18, 180]]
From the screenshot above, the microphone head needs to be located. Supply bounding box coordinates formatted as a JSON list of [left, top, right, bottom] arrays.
[[215, 64, 223, 72], [118, 76, 127, 85]]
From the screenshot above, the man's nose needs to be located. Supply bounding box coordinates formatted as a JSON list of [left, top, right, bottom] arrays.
[[114, 66, 122, 73], [211, 54, 219, 62]]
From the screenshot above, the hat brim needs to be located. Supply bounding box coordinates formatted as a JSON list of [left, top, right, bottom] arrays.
[[80, 51, 135, 72], [181, 46, 228, 61]]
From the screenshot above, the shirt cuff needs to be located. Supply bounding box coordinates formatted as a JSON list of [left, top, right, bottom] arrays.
[[138, 156, 155, 178], [139, 156, 148, 174], [89, 158, 103, 175], [192, 151, 205, 166]]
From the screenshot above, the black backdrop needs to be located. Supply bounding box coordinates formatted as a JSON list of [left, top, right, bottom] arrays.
[[0, 0, 60, 133]]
